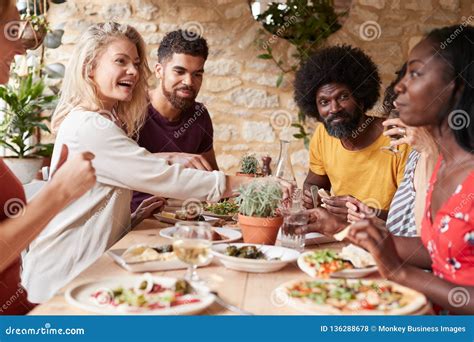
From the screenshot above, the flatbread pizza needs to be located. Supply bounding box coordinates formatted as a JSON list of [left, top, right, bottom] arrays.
[[297, 246, 376, 279], [277, 279, 427, 315]]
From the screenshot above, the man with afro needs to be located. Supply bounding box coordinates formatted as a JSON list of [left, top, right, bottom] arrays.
[[131, 29, 219, 213], [295, 45, 409, 220]]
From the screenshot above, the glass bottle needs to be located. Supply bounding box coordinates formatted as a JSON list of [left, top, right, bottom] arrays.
[[274, 139, 296, 183]]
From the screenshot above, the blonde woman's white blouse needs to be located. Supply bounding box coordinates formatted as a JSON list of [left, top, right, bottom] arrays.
[[21, 109, 226, 303]]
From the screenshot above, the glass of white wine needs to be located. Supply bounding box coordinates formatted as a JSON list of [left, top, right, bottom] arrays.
[[173, 221, 213, 283]]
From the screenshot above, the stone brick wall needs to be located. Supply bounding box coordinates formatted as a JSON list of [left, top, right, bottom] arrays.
[[44, 0, 473, 185]]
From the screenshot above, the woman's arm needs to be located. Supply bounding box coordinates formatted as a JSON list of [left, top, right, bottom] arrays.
[[347, 220, 473, 314], [153, 152, 213, 171], [0, 146, 96, 273], [394, 265, 474, 314], [392, 236, 432, 269]]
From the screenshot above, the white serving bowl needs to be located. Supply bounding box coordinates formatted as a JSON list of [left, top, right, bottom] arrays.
[[212, 243, 300, 273]]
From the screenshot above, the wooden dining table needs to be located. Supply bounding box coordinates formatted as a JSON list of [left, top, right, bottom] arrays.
[[29, 218, 431, 315]]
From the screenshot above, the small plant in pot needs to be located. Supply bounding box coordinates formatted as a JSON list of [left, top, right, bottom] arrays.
[[236, 179, 283, 245], [236, 154, 261, 177]]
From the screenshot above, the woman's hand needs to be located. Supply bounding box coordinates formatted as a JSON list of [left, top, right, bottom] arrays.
[[131, 196, 167, 228], [164, 152, 213, 171], [50, 145, 96, 203], [383, 118, 436, 153], [345, 219, 405, 281]]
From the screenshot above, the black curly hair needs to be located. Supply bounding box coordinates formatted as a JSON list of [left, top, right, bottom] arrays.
[[157, 29, 208, 63], [383, 63, 407, 115], [294, 45, 381, 120], [425, 25, 474, 153]]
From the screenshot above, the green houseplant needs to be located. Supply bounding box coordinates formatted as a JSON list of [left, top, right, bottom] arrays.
[[236, 179, 284, 245], [0, 72, 56, 182], [254, 0, 345, 148], [236, 154, 261, 177], [0, 1, 67, 183]]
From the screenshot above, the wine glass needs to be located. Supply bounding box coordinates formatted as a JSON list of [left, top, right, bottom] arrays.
[[380, 109, 404, 155], [173, 221, 213, 283]]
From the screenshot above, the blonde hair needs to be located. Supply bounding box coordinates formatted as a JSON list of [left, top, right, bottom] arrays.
[[52, 22, 151, 137], [0, 0, 15, 19]]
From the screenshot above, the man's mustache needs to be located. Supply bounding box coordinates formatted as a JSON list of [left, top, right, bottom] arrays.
[[175, 86, 195, 95], [326, 111, 350, 124]]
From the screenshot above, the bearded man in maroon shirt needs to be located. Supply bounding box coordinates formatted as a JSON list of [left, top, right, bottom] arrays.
[[131, 29, 219, 212]]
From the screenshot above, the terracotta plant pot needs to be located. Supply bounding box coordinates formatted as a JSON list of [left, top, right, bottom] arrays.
[[238, 214, 283, 245]]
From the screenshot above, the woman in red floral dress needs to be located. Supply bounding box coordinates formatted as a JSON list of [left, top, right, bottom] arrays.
[[306, 25, 474, 314]]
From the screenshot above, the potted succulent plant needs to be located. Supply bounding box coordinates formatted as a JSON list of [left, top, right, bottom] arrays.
[[0, 72, 56, 183], [236, 154, 261, 177], [236, 179, 284, 245]]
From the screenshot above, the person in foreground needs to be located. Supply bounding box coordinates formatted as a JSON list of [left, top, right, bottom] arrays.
[[0, 0, 96, 314], [294, 45, 410, 220], [306, 25, 474, 314], [21, 22, 273, 304], [131, 29, 219, 212]]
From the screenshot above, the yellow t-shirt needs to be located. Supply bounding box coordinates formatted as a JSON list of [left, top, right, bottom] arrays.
[[309, 123, 410, 210]]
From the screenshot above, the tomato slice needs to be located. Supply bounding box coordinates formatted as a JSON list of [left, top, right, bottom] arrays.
[[360, 300, 376, 310]]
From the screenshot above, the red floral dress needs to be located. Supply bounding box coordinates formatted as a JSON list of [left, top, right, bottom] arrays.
[[421, 156, 474, 286]]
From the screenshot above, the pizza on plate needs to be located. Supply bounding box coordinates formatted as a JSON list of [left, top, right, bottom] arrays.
[[90, 276, 201, 313], [279, 279, 427, 315], [299, 250, 354, 278], [298, 247, 376, 278]]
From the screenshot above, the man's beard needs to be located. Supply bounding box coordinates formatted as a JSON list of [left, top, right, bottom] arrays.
[[162, 81, 196, 111], [322, 109, 362, 139]]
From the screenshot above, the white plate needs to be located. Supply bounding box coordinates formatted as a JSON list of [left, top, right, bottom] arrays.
[[65, 276, 215, 315], [107, 248, 211, 273], [212, 243, 300, 273], [154, 213, 220, 225], [305, 232, 336, 245], [276, 231, 336, 246], [160, 227, 242, 244], [202, 211, 236, 220], [297, 251, 378, 279]]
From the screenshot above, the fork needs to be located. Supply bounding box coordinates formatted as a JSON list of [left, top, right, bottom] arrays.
[[187, 281, 253, 315], [210, 291, 254, 315]]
